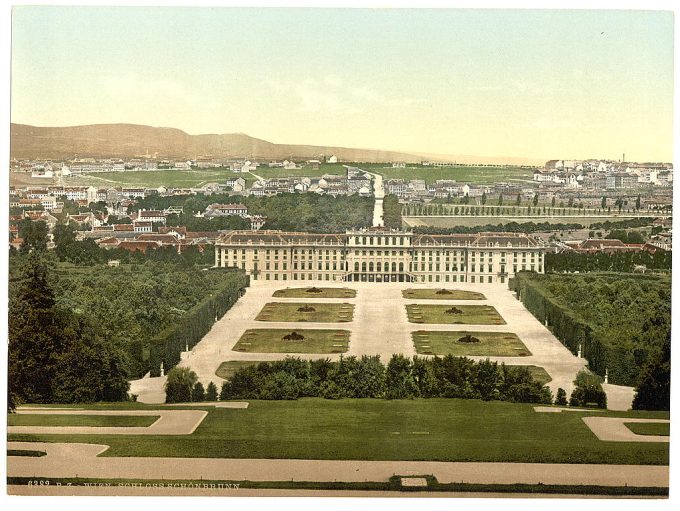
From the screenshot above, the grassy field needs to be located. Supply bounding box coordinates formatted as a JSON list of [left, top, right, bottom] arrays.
[[215, 360, 265, 380], [412, 331, 530, 357], [402, 289, 486, 300], [232, 329, 350, 353], [256, 302, 354, 322], [8, 414, 159, 427], [624, 422, 670, 436], [8, 399, 669, 465], [66, 168, 258, 188], [406, 304, 506, 325], [251, 163, 346, 180], [363, 165, 534, 185], [272, 287, 357, 299]]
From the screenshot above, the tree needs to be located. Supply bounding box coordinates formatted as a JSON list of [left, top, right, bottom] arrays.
[[165, 367, 198, 403], [206, 381, 218, 401], [497, 193, 503, 206], [632, 336, 670, 410], [532, 193, 539, 207], [192, 382, 206, 402], [385, 354, 417, 399], [635, 195, 641, 210], [515, 193, 521, 206], [551, 196, 556, 207], [569, 370, 607, 408], [18, 219, 48, 252], [601, 196, 607, 210], [53, 223, 76, 247], [555, 388, 567, 406], [481, 192, 487, 205]]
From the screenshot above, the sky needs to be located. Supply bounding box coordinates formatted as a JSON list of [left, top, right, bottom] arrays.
[[10, 6, 675, 163]]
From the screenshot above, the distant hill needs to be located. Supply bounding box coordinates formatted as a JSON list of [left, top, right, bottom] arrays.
[[10, 123, 426, 163]]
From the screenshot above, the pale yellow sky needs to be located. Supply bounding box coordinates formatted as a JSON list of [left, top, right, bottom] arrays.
[[11, 7, 675, 162]]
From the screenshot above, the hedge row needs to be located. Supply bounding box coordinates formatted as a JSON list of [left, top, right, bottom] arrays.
[[511, 272, 610, 382], [149, 270, 249, 376]]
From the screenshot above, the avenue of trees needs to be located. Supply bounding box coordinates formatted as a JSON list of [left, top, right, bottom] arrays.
[[215, 355, 554, 404], [545, 250, 671, 273], [512, 272, 671, 393]]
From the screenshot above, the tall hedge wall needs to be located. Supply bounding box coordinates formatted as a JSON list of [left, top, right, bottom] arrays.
[[149, 271, 249, 376]]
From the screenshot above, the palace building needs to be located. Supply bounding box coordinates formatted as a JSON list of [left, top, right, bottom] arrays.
[[214, 228, 547, 284]]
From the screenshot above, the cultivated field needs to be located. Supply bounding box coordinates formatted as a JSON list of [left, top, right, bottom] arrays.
[[255, 302, 354, 322], [66, 168, 258, 188], [232, 329, 350, 353], [366, 165, 534, 185], [406, 304, 506, 325], [272, 287, 357, 298], [412, 331, 531, 357], [402, 288, 486, 300], [8, 399, 669, 465]]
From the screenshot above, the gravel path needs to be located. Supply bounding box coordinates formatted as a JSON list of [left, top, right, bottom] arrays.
[[7, 441, 668, 488]]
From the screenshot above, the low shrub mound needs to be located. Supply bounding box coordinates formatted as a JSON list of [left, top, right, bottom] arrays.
[[297, 305, 316, 313], [283, 331, 305, 341], [306, 287, 323, 294], [457, 334, 480, 344], [435, 289, 453, 295], [444, 307, 463, 315]]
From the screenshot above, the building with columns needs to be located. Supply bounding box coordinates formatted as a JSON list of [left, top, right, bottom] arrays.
[[215, 228, 547, 284]]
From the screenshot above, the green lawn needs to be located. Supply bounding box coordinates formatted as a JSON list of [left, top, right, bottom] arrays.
[[521, 366, 552, 385], [256, 302, 354, 323], [406, 304, 506, 325], [402, 289, 486, 300], [215, 360, 266, 380], [412, 331, 530, 356], [250, 163, 345, 180], [232, 329, 350, 353], [369, 165, 533, 185], [272, 287, 357, 299], [9, 399, 669, 465], [8, 414, 159, 427], [625, 422, 670, 436]]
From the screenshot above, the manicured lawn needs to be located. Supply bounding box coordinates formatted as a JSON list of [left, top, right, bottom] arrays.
[[255, 302, 354, 322], [9, 399, 669, 465], [215, 360, 265, 380], [412, 331, 530, 356], [625, 422, 670, 436], [272, 287, 357, 299], [8, 414, 159, 427], [521, 366, 552, 385], [402, 289, 486, 300], [406, 304, 506, 325], [232, 329, 350, 353]]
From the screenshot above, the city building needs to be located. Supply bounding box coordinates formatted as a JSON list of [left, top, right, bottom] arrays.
[[215, 228, 547, 284]]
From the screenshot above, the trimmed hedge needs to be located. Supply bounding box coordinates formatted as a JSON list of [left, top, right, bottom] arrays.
[[149, 270, 249, 376], [512, 272, 670, 386]]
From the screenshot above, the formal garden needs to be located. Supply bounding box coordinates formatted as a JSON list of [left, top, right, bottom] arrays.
[[406, 304, 505, 324], [255, 302, 355, 322], [411, 331, 531, 357], [401, 288, 486, 300], [231, 329, 350, 353], [272, 286, 357, 298]]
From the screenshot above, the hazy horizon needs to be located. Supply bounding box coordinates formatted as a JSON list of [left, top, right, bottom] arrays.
[[11, 7, 674, 163]]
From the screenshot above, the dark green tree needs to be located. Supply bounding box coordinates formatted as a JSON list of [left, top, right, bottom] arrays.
[[206, 381, 218, 401], [532, 193, 539, 207], [165, 367, 198, 403], [18, 219, 48, 252], [384, 354, 417, 399], [632, 335, 670, 411], [192, 382, 206, 402], [555, 388, 567, 406]]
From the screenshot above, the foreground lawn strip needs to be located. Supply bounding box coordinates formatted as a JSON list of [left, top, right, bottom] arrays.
[[412, 331, 530, 356], [5, 477, 668, 496], [232, 329, 350, 353], [402, 289, 486, 300], [624, 422, 670, 436], [272, 287, 357, 299], [256, 302, 355, 323], [215, 361, 266, 380], [406, 304, 506, 325], [8, 399, 669, 465], [8, 415, 159, 427]]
